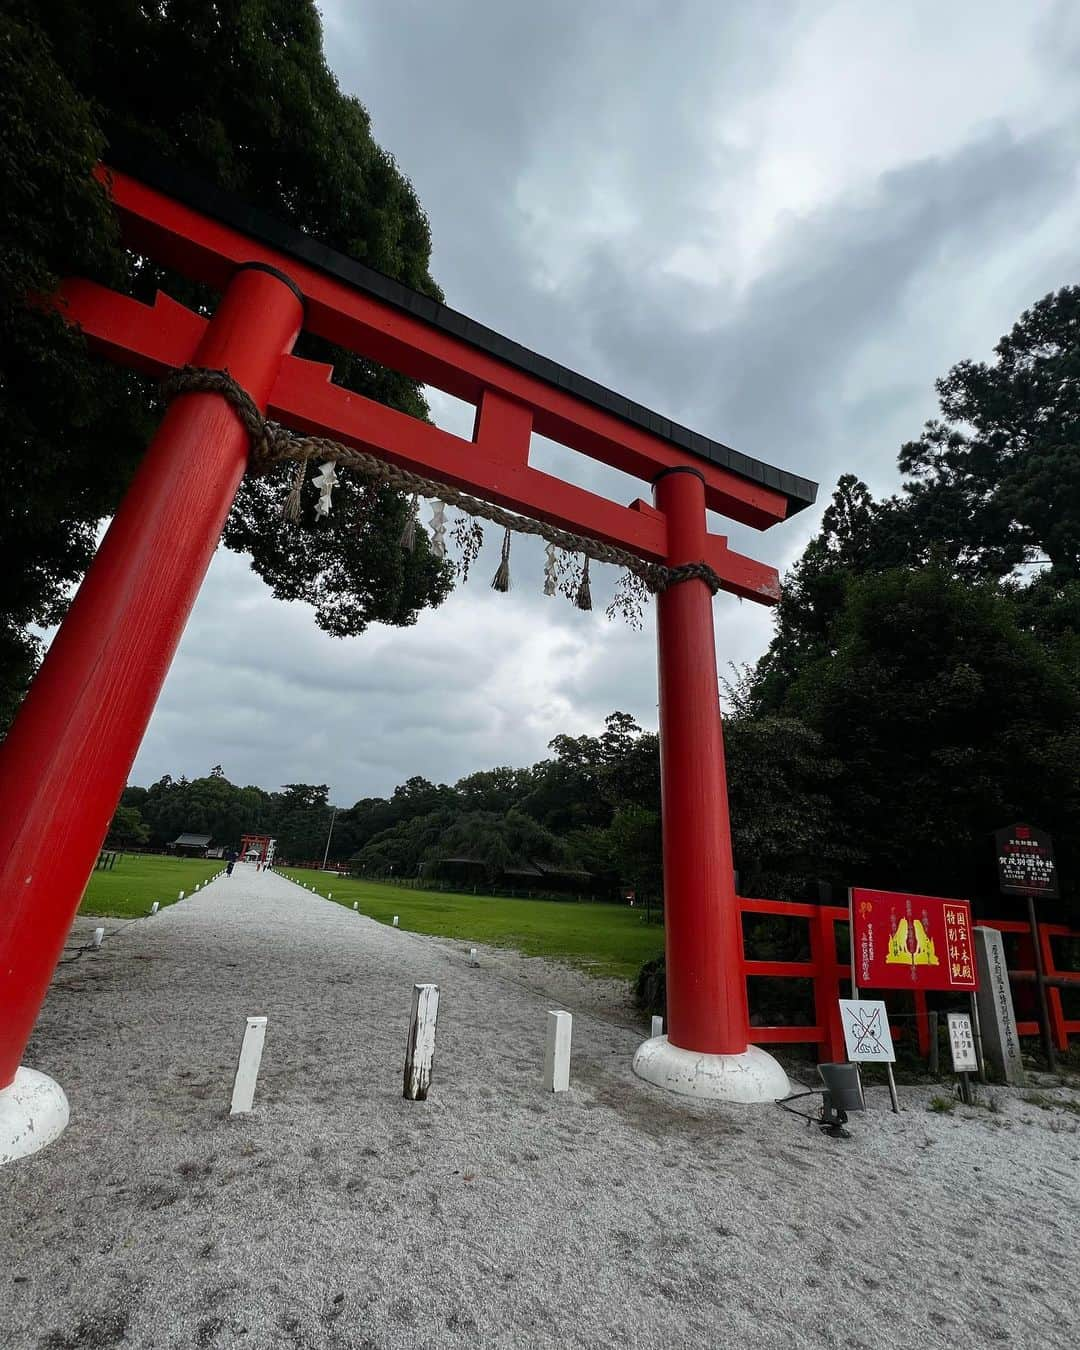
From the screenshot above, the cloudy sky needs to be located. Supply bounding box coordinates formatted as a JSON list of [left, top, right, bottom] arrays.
[[128, 0, 1080, 804]]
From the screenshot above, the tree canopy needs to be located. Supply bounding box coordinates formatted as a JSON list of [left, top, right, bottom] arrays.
[[1, 0, 451, 729], [747, 287, 1080, 910]]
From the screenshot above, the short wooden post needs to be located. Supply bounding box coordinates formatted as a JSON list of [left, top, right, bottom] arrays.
[[230, 1016, 268, 1115], [544, 1010, 572, 1092], [92, 927, 104, 948], [403, 984, 440, 1101], [651, 1015, 663, 1038]]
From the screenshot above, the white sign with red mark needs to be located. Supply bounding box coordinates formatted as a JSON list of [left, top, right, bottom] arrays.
[[839, 999, 896, 1063]]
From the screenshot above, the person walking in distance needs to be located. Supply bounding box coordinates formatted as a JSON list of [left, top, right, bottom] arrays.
[[225, 847, 237, 877]]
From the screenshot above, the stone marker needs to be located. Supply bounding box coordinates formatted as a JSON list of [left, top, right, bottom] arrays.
[[403, 984, 440, 1101], [974, 926, 1026, 1085], [230, 1016, 268, 1115], [651, 1015, 663, 1038], [393, 915, 399, 927], [353, 901, 359, 911], [544, 1010, 572, 1092], [150, 901, 159, 915], [469, 947, 478, 967], [178, 891, 184, 900], [92, 927, 104, 948]]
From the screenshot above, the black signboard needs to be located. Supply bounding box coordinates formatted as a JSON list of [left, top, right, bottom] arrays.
[[995, 824, 1059, 899]]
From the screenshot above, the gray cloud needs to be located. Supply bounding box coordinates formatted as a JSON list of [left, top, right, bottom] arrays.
[[116, 1, 1080, 804]]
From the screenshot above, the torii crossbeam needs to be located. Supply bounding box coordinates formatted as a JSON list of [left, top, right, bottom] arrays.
[[0, 144, 816, 1160]]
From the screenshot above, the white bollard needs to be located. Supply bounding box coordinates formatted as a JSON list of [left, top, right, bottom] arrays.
[[469, 947, 478, 967], [353, 902, 359, 911], [195, 883, 200, 891], [403, 984, 440, 1101], [150, 901, 159, 915], [178, 891, 184, 900], [544, 1010, 572, 1093], [230, 1016, 268, 1115], [328, 892, 333, 900], [393, 915, 399, 927], [92, 927, 105, 948], [651, 1015, 664, 1038]]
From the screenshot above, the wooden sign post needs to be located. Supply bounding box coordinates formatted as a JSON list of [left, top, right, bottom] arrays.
[[995, 824, 1058, 1071], [403, 984, 440, 1102], [946, 1011, 978, 1104]]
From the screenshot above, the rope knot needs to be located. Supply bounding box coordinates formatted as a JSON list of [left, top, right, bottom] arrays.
[[158, 365, 280, 470]]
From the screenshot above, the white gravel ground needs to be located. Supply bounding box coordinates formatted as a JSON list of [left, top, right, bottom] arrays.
[[1, 865, 1078, 1350]]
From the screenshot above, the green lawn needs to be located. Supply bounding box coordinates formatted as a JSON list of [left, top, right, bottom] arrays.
[[80, 854, 223, 918], [277, 868, 664, 980]]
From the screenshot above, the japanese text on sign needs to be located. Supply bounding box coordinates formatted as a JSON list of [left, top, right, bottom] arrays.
[[947, 1012, 978, 1073], [994, 824, 1058, 899], [850, 889, 978, 992]]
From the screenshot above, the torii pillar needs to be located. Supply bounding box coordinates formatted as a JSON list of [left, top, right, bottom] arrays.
[[632, 467, 789, 1101], [0, 265, 303, 1163]]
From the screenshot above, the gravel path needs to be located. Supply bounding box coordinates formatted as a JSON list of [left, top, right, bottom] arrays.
[[1, 865, 1078, 1350]]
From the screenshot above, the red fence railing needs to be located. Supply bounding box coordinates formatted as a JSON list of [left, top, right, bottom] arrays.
[[978, 919, 1080, 1053], [737, 896, 1079, 1063]]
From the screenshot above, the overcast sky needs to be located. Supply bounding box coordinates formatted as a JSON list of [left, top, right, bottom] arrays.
[[127, 0, 1080, 804]]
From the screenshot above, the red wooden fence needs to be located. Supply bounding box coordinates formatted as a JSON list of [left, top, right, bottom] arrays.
[[979, 918, 1080, 1053], [737, 896, 1078, 1063]]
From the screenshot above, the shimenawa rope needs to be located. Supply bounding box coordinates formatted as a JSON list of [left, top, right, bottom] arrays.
[[159, 365, 725, 601]]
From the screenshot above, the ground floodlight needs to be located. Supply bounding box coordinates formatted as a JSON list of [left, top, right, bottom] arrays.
[[818, 1062, 864, 1138]]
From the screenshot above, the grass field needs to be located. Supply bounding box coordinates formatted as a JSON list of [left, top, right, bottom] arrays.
[[79, 854, 223, 918], [277, 867, 664, 980]]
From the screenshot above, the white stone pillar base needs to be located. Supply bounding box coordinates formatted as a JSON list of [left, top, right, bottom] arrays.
[[632, 1035, 790, 1102], [0, 1067, 70, 1166]]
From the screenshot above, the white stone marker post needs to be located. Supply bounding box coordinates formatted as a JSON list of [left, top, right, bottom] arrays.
[[178, 890, 184, 900], [393, 915, 399, 927], [92, 927, 105, 948], [403, 984, 440, 1101], [469, 947, 478, 967], [150, 901, 159, 915], [974, 926, 1027, 1085], [230, 1016, 268, 1115], [544, 1010, 572, 1092], [651, 1015, 663, 1038], [353, 901, 359, 911]]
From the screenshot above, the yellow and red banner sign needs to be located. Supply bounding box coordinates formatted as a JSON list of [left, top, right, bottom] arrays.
[[850, 888, 978, 992]]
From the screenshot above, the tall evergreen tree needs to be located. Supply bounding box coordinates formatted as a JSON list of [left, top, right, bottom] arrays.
[[0, 1, 451, 729]]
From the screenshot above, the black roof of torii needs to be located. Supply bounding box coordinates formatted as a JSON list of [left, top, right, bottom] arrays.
[[105, 136, 817, 518]]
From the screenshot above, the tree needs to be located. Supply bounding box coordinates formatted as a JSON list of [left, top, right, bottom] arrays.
[[724, 716, 848, 898], [749, 475, 913, 713], [425, 809, 568, 883], [0, 11, 142, 725], [1, 2, 451, 730], [106, 803, 149, 847], [268, 782, 333, 862], [785, 569, 1080, 899], [900, 286, 1080, 582]]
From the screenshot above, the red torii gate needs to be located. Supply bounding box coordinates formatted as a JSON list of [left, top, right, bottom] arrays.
[[0, 146, 815, 1160]]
